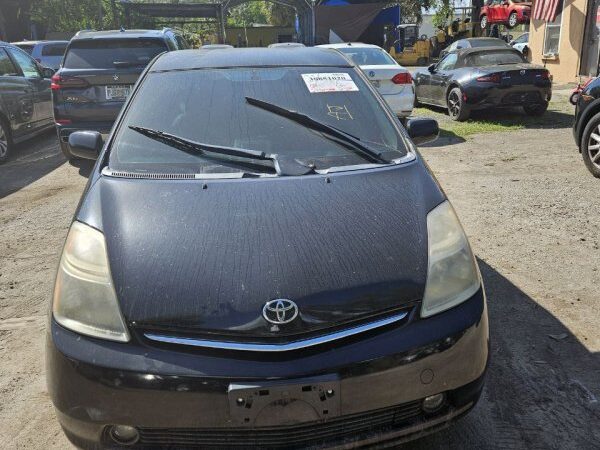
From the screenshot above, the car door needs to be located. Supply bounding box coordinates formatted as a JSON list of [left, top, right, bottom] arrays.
[[414, 69, 433, 102], [6, 47, 53, 129], [429, 53, 458, 105], [0, 46, 37, 139]]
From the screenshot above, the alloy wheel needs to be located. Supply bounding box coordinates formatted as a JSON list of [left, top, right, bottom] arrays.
[[448, 91, 461, 118], [0, 126, 7, 159], [587, 125, 600, 169], [508, 13, 518, 27], [480, 15, 487, 29]]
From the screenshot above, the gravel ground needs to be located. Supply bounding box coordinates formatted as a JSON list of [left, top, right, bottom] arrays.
[[0, 100, 599, 449]]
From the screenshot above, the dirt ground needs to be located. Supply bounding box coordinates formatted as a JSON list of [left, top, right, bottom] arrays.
[[1, 97, 599, 449]]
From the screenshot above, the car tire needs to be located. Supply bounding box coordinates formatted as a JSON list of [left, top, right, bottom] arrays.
[[480, 15, 488, 29], [447, 87, 470, 121], [0, 119, 13, 165], [523, 102, 548, 116], [508, 12, 518, 28], [581, 112, 600, 178]]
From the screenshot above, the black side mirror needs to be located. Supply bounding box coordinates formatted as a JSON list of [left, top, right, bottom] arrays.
[[68, 131, 103, 160], [405, 118, 439, 145], [41, 67, 55, 78], [428, 63, 436, 73]]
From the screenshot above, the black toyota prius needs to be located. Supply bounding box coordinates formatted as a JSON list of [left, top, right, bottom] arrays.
[[47, 48, 489, 449]]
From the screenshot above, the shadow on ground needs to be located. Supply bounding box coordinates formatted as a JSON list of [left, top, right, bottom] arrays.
[[0, 130, 65, 199], [405, 259, 599, 449]]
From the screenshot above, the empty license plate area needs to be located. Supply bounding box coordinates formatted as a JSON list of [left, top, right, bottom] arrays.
[[105, 85, 131, 100], [228, 375, 340, 427]]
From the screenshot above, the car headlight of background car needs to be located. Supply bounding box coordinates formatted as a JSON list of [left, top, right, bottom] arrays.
[[421, 201, 481, 318], [53, 221, 129, 342]]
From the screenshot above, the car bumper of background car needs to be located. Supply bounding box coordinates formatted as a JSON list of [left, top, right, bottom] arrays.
[[383, 87, 415, 117], [47, 290, 489, 449], [464, 85, 552, 109]]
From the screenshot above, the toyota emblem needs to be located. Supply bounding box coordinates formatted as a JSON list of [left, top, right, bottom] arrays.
[[368, 71, 375, 78], [262, 299, 298, 324]]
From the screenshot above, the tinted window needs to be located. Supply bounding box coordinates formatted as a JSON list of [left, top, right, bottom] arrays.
[[466, 50, 524, 66], [110, 67, 406, 174], [0, 49, 19, 76], [514, 33, 528, 44], [470, 39, 508, 48], [42, 43, 67, 56], [338, 48, 397, 65], [7, 48, 40, 77], [14, 44, 34, 54], [64, 39, 168, 69], [437, 53, 458, 71]]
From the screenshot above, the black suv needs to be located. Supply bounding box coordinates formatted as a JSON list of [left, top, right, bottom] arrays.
[[52, 28, 189, 160]]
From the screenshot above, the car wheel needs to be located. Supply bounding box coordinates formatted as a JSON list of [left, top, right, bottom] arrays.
[[581, 112, 600, 178], [447, 87, 470, 121], [508, 12, 518, 28], [480, 15, 488, 29], [523, 102, 548, 116], [0, 119, 12, 165]]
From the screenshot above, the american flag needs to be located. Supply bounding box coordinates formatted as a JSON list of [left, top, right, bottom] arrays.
[[532, 0, 561, 22]]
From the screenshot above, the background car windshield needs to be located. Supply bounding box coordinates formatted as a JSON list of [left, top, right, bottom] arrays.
[[470, 39, 505, 48], [467, 50, 524, 66], [14, 44, 34, 54], [514, 34, 528, 44], [109, 67, 406, 174], [64, 39, 167, 69], [42, 43, 67, 56], [338, 48, 397, 65]]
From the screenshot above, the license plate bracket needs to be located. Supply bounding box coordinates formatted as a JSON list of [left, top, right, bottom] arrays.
[[228, 374, 340, 427], [105, 85, 131, 100]]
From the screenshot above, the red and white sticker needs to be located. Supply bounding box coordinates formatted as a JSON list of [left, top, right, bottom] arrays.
[[301, 73, 359, 93]]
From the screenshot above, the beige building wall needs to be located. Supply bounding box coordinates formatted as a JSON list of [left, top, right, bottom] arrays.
[[529, 0, 588, 83]]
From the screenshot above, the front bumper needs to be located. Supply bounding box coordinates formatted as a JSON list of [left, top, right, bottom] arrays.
[[47, 290, 489, 449]]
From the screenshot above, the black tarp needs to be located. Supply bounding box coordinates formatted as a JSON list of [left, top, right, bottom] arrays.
[[315, 3, 386, 45]]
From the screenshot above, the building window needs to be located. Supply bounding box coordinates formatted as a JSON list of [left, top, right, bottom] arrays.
[[543, 0, 564, 56]]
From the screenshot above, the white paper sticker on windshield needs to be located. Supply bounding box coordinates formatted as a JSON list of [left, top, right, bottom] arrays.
[[301, 73, 359, 93]]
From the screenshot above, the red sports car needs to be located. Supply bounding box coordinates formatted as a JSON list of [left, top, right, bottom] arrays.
[[480, 0, 531, 29]]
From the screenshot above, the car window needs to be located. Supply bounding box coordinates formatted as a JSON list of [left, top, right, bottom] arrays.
[[109, 67, 407, 174], [63, 38, 168, 69], [466, 50, 525, 66], [0, 48, 19, 76], [7, 48, 40, 77], [470, 39, 508, 48], [514, 34, 528, 44], [14, 44, 34, 54], [437, 53, 458, 71], [175, 34, 189, 50], [337, 48, 397, 65], [42, 43, 67, 57], [447, 42, 458, 52]]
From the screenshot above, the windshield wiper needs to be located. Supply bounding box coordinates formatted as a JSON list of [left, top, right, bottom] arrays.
[[128, 125, 314, 176], [245, 96, 390, 164]]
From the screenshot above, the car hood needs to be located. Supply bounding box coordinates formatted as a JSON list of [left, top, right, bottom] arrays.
[[77, 161, 444, 340]]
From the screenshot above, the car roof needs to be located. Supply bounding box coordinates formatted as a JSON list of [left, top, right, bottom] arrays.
[[317, 43, 381, 49], [72, 29, 172, 41], [457, 46, 521, 56], [150, 47, 353, 72], [12, 40, 68, 45]]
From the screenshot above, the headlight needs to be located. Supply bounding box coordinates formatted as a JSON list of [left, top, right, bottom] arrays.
[[421, 201, 480, 318], [53, 221, 129, 342]]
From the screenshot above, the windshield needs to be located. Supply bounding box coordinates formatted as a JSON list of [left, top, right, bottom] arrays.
[[15, 44, 34, 54], [514, 33, 528, 44], [466, 50, 524, 66], [338, 47, 397, 66], [64, 38, 167, 69], [109, 67, 406, 175], [470, 39, 508, 48]]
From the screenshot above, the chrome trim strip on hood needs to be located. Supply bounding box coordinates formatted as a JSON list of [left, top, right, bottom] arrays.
[[143, 311, 408, 352]]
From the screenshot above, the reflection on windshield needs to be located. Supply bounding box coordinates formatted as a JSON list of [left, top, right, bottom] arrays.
[[109, 67, 407, 175]]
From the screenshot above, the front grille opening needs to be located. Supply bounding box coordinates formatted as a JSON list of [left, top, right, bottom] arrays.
[[133, 400, 424, 448]]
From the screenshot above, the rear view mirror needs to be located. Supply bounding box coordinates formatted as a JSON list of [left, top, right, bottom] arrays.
[[405, 118, 439, 145], [42, 67, 55, 78], [428, 64, 436, 73], [68, 131, 103, 160]]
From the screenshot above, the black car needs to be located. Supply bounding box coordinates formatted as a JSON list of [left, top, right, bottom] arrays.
[[414, 47, 552, 121], [52, 28, 189, 161], [572, 77, 600, 177], [0, 41, 54, 163], [47, 48, 489, 449]]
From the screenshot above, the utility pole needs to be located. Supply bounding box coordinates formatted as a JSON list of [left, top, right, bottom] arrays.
[[98, 0, 104, 30]]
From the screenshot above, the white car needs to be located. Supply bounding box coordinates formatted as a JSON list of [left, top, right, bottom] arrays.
[[317, 43, 414, 117], [11, 40, 68, 70], [510, 33, 529, 56]]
